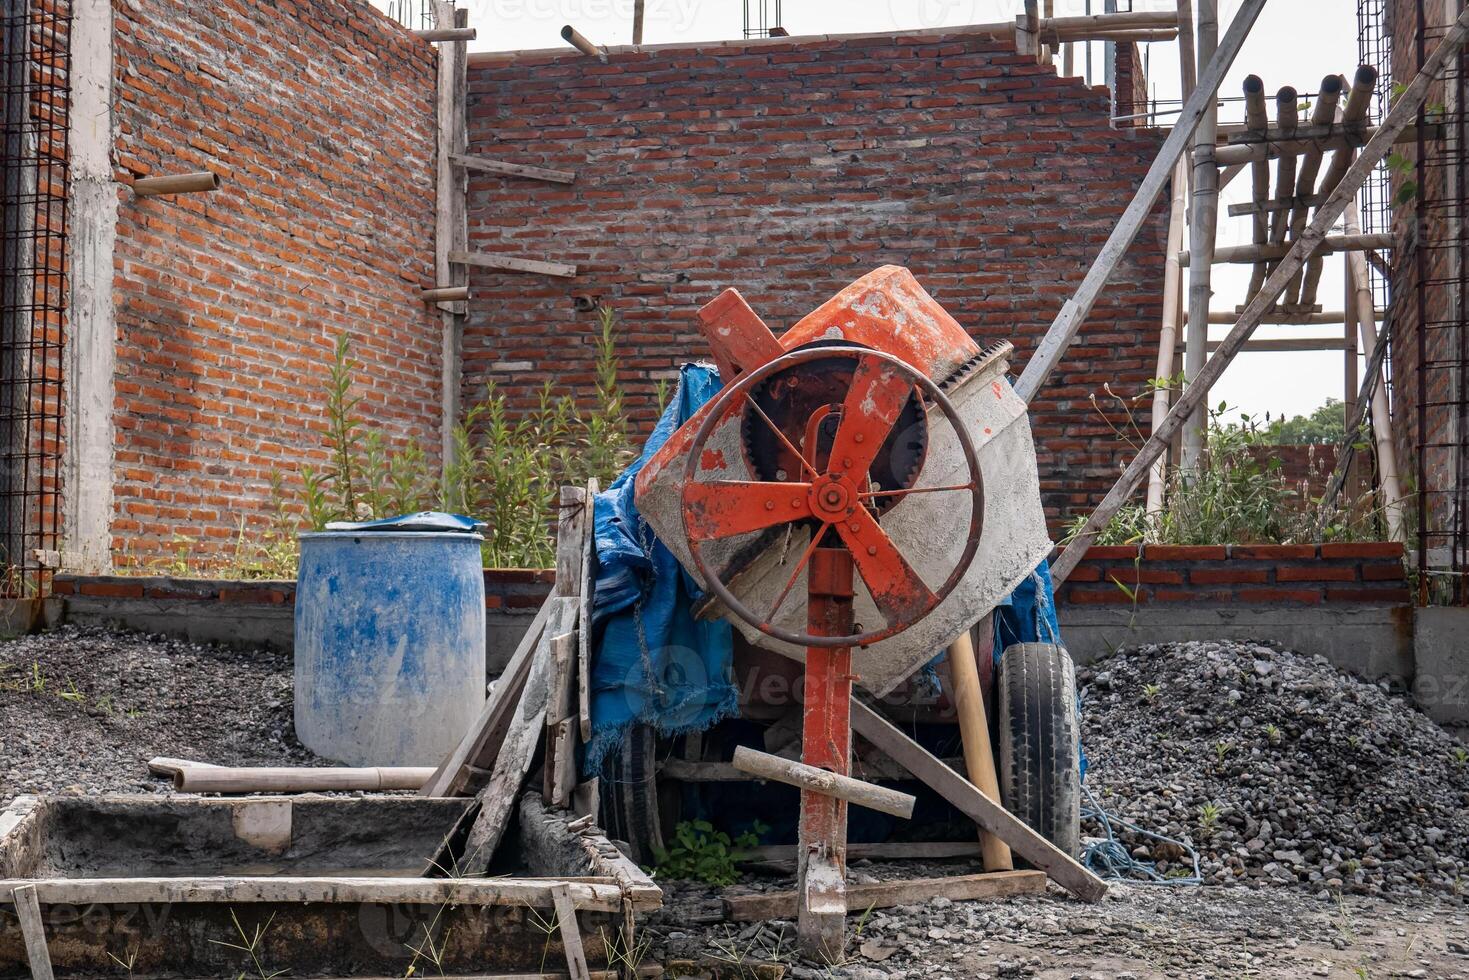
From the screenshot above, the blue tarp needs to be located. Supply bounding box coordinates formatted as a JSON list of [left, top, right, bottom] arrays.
[[583, 364, 738, 773]]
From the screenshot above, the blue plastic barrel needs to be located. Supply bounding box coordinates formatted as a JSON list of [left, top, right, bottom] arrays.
[[294, 528, 486, 767]]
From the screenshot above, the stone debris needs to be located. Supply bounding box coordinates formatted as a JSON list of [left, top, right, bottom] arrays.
[[0, 625, 315, 806], [1080, 639, 1469, 897]]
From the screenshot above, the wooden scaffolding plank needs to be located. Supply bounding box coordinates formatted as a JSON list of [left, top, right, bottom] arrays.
[[724, 870, 1046, 922], [452, 152, 576, 185], [451, 249, 577, 279]]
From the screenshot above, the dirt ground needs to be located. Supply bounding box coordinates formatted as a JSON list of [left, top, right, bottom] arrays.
[[652, 867, 1469, 979]]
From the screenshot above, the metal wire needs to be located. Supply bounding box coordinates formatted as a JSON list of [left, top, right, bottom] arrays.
[[0, 0, 69, 596], [384, 0, 435, 31]]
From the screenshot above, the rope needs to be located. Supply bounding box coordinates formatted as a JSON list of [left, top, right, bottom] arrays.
[[1080, 782, 1204, 885]]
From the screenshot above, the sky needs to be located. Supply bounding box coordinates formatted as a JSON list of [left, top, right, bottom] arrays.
[[375, 0, 1370, 423]]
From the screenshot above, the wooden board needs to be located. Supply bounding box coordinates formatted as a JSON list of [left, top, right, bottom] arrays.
[[455, 597, 578, 876], [11, 884, 52, 980], [740, 841, 985, 864], [578, 477, 598, 743], [552, 884, 593, 980], [556, 486, 590, 598], [421, 594, 555, 797], [450, 249, 577, 279], [849, 700, 1107, 903], [547, 632, 579, 808], [723, 870, 1046, 922], [452, 152, 576, 185], [0, 876, 623, 911]]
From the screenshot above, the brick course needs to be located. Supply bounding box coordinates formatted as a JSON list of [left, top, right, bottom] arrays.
[[107, 0, 442, 560], [462, 31, 1169, 532], [1054, 542, 1409, 607]]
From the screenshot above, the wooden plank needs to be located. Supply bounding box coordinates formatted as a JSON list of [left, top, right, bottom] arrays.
[[548, 632, 579, 808], [451, 249, 577, 279], [457, 597, 578, 875], [11, 884, 52, 980], [0, 877, 623, 912], [578, 477, 598, 743], [421, 594, 555, 797], [1227, 194, 1324, 217], [729, 746, 916, 819], [433, 2, 469, 468], [552, 884, 592, 980], [723, 870, 1046, 922], [452, 153, 576, 185], [740, 841, 986, 864], [848, 700, 1107, 903], [556, 486, 589, 598], [947, 629, 1011, 871], [1012, 0, 1267, 404], [1051, 4, 1469, 586]]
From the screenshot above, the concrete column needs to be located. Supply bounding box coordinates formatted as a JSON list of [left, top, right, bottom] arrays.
[[62, 0, 116, 573]]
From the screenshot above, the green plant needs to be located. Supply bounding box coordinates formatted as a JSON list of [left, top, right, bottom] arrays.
[[107, 945, 139, 977], [28, 661, 44, 694], [208, 910, 286, 980], [1452, 747, 1468, 767], [1213, 741, 1233, 764], [1142, 682, 1161, 703], [57, 679, 84, 704], [1264, 723, 1283, 745], [1197, 802, 1221, 837], [651, 819, 768, 886]]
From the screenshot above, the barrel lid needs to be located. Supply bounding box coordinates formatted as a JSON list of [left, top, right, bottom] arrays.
[[322, 511, 487, 534]]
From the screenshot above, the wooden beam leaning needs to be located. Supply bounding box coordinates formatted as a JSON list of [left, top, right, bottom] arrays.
[[420, 594, 555, 797], [452, 153, 576, 185], [730, 746, 917, 819], [1051, 4, 1469, 585], [1013, 0, 1268, 404], [724, 871, 1046, 922], [451, 249, 577, 278], [1301, 66, 1380, 307], [11, 884, 53, 980], [848, 700, 1107, 902]]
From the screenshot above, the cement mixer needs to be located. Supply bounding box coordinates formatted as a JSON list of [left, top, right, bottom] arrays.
[[621, 265, 1080, 956]]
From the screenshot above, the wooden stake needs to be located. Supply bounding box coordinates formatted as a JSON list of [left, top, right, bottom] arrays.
[[730, 746, 916, 819], [433, 2, 470, 471], [552, 884, 593, 980], [131, 172, 219, 196], [1051, 5, 1469, 585], [632, 0, 644, 45], [946, 630, 1012, 871], [1013, 0, 1268, 404], [11, 884, 53, 980]]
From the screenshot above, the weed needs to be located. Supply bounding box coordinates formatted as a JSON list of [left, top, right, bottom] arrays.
[[1452, 746, 1468, 767], [1264, 723, 1283, 745], [1213, 741, 1233, 765], [107, 945, 139, 977], [401, 905, 451, 978], [207, 910, 286, 980], [28, 661, 44, 694], [526, 906, 560, 974], [57, 679, 84, 704], [1197, 802, 1222, 838], [598, 924, 653, 977], [1142, 682, 1162, 703], [651, 819, 768, 887]]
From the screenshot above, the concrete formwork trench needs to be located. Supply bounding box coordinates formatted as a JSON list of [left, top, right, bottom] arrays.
[[0, 794, 651, 977]]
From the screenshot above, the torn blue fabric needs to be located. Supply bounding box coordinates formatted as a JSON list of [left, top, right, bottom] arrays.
[[583, 364, 738, 774]]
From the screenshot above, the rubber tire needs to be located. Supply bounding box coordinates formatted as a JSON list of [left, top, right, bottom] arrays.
[[997, 642, 1082, 859], [598, 724, 664, 866]]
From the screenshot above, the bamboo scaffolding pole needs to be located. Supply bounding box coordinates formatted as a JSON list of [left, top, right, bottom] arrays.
[[1267, 87, 1301, 253], [1281, 75, 1346, 306], [561, 25, 607, 62], [421, 285, 470, 303], [1302, 66, 1381, 308], [1198, 310, 1374, 325], [1179, 233, 1394, 265], [414, 27, 477, 42], [1181, 0, 1220, 469], [131, 172, 220, 196], [1147, 157, 1189, 516], [730, 746, 917, 819], [157, 762, 437, 793], [1244, 75, 1271, 299], [1050, 5, 1469, 585], [1344, 253, 1361, 498], [1343, 204, 1407, 543], [1213, 122, 1428, 164], [632, 0, 644, 44], [1176, 0, 1197, 99], [1013, 0, 1268, 404]]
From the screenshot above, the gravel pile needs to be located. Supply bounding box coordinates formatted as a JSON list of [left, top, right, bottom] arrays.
[[1080, 639, 1469, 899], [0, 625, 316, 806]]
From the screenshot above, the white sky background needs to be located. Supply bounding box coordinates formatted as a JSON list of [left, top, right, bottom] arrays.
[[375, 0, 1369, 423]]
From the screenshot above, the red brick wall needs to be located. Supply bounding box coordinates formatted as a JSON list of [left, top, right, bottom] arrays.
[[462, 31, 1169, 531], [1385, 0, 1467, 590], [1058, 542, 1410, 607], [107, 0, 442, 561], [1113, 41, 1149, 126]]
